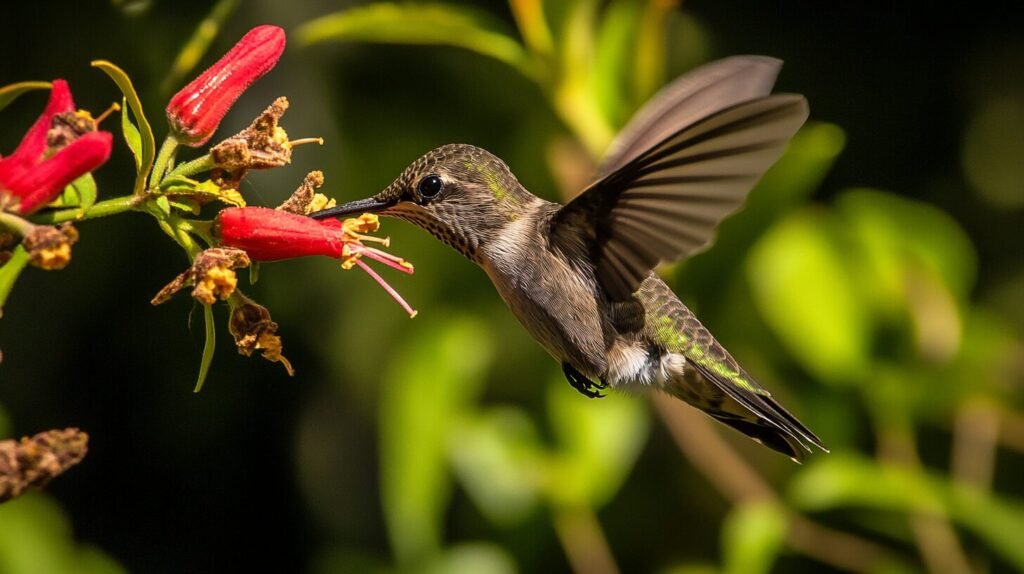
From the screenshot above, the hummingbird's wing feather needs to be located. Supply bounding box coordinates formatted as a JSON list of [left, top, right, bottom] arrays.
[[639, 278, 826, 461], [553, 94, 809, 300], [597, 56, 783, 178]]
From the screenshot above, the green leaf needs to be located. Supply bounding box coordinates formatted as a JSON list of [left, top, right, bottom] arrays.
[[248, 261, 260, 285], [159, 175, 246, 207], [194, 304, 216, 392], [543, 379, 649, 508], [298, 3, 536, 79], [746, 209, 871, 386], [72, 173, 98, 215], [790, 455, 1024, 571], [380, 316, 494, 564], [722, 502, 788, 574], [120, 97, 142, 172], [92, 60, 155, 196], [166, 198, 201, 215], [448, 407, 545, 526], [0, 81, 51, 112], [0, 245, 31, 312], [160, 0, 241, 95]]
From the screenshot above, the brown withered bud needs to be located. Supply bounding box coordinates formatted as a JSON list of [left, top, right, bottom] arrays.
[[211, 97, 293, 172], [0, 428, 88, 503], [152, 247, 250, 306], [229, 296, 294, 376], [276, 170, 335, 215], [0, 230, 17, 265], [47, 110, 98, 151], [23, 222, 78, 270]]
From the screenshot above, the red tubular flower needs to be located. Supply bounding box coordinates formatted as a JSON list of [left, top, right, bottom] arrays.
[[216, 207, 417, 316], [166, 25, 286, 147], [0, 80, 113, 214]]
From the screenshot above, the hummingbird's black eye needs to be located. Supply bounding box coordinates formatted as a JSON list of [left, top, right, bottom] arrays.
[[417, 175, 444, 199]]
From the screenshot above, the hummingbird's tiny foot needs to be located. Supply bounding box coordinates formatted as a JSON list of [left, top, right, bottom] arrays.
[[562, 363, 607, 399]]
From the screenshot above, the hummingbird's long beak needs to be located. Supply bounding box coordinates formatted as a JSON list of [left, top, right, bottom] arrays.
[[309, 196, 395, 220]]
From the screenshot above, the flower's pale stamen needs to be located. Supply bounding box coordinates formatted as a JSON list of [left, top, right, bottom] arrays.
[[93, 102, 121, 125], [354, 258, 417, 318], [288, 137, 323, 147]]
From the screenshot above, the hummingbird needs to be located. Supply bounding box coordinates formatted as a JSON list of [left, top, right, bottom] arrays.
[[312, 56, 826, 461]]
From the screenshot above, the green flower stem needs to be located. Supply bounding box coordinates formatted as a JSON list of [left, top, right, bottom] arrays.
[[0, 211, 35, 236], [31, 195, 141, 225], [0, 244, 31, 310], [165, 154, 215, 180], [179, 218, 215, 245], [150, 135, 180, 189]]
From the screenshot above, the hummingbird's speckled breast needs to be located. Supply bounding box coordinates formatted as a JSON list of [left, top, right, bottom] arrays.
[[478, 200, 614, 378]]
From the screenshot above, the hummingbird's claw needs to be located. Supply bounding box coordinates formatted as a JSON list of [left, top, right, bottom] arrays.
[[562, 363, 607, 399]]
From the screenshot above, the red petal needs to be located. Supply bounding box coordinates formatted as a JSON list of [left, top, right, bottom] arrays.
[[6, 79, 76, 168], [12, 131, 112, 214], [216, 207, 346, 261]]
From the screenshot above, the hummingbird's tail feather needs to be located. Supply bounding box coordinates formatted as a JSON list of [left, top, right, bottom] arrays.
[[666, 363, 827, 463]]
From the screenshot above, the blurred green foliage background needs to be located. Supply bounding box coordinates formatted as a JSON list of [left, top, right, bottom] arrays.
[[2, 1, 1023, 573]]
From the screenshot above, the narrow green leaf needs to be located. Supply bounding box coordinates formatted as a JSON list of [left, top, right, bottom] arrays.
[[248, 261, 260, 285], [298, 3, 536, 79], [159, 175, 245, 207], [380, 316, 494, 564], [194, 304, 216, 392], [0, 245, 31, 311], [591, 0, 643, 127], [92, 60, 155, 195], [0, 81, 52, 112], [121, 97, 143, 171], [167, 198, 201, 215], [722, 502, 788, 574], [160, 0, 241, 95]]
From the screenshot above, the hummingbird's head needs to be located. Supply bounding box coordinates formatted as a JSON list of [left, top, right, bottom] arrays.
[[311, 144, 537, 260]]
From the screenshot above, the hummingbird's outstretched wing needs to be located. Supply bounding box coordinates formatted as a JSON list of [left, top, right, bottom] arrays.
[[551, 57, 809, 301]]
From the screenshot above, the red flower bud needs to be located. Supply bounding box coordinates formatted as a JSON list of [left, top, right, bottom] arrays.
[[166, 25, 286, 147], [0, 80, 113, 214], [216, 207, 418, 317]]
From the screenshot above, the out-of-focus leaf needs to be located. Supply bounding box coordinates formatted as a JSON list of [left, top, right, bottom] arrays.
[[0, 245, 31, 311], [790, 455, 1024, 570], [298, 4, 536, 79], [121, 97, 142, 172], [681, 122, 846, 301], [160, 0, 241, 95], [92, 60, 154, 196], [838, 189, 975, 363], [0, 495, 125, 574], [193, 304, 215, 393], [632, 0, 677, 106], [380, 316, 494, 564], [659, 564, 719, 574], [556, 0, 615, 157], [592, 0, 643, 127], [747, 209, 870, 385], [722, 501, 788, 574], [962, 96, 1024, 209], [422, 543, 517, 574], [0, 81, 51, 112], [448, 407, 545, 526], [508, 0, 554, 56], [838, 189, 976, 302], [544, 380, 649, 508]]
